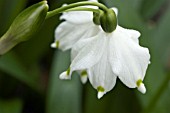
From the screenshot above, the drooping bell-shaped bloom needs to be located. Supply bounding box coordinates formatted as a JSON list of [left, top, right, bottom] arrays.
[[60, 25, 150, 98], [51, 0, 100, 51], [51, 0, 102, 84], [59, 7, 150, 99]]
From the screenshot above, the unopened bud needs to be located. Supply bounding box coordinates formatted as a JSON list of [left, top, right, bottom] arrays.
[[93, 10, 103, 25], [0, 1, 48, 55], [100, 9, 117, 33]]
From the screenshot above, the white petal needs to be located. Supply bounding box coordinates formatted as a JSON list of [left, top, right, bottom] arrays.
[[87, 37, 117, 98], [89, 0, 98, 2], [59, 71, 71, 80], [97, 91, 106, 99], [71, 26, 100, 60], [60, 11, 92, 24], [54, 21, 92, 51], [71, 38, 93, 61], [109, 28, 150, 88], [117, 26, 140, 43], [70, 32, 106, 71], [81, 75, 88, 84], [51, 42, 56, 48], [60, 0, 98, 24], [137, 83, 146, 94], [76, 70, 88, 84]]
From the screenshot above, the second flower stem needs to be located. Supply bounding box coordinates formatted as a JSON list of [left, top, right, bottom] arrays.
[[46, 1, 108, 19], [64, 7, 101, 14]]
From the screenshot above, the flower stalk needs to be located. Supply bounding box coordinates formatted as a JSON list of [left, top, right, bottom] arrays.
[[46, 1, 108, 19], [64, 7, 101, 14]]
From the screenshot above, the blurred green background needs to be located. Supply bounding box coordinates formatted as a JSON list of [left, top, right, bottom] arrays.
[[0, 0, 170, 113]]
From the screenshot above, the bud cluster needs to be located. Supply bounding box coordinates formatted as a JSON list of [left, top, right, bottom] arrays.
[[93, 9, 117, 33]]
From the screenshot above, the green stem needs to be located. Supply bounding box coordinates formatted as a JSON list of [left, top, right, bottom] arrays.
[[64, 7, 101, 14], [141, 72, 170, 113], [46, 1, 108, 19]]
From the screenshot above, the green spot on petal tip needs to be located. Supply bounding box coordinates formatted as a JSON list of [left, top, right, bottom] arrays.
[[97, 86, 105, 92], [56, 41, 59, 48], [136, 79, 142, 87], [66, 67, 70, 76], [81, 70, 87, 76]]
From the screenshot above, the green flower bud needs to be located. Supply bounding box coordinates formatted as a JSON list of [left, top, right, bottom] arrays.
[[100, 9, 117, 33], [0, 1, 48, 55], [93, 10, 104, 25]]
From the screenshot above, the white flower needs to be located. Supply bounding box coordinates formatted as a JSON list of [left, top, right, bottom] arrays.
[[51, 0, 99, 51], [52, 0, 101, 84], [59, 9, 150, 99]]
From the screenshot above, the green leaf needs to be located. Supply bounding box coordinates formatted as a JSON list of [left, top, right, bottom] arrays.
[[0, 99, 23, 113], [84, 81, 141, 113], [138, 5, 170, 113], [46, 50, 82, 113], [153, 6, 170, 57], [0, 51, 42, 92], [140, 0, 167, 20]]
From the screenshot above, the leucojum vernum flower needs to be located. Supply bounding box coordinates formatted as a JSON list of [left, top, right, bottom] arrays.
[[51, 0, 151, 99]]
